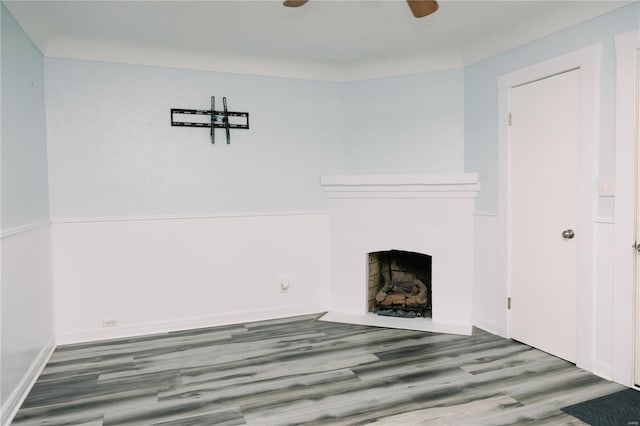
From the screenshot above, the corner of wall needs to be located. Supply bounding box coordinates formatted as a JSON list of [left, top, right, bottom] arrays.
[[0, 337, 55, 426]]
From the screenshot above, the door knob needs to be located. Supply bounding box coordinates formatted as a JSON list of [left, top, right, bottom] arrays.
[[562, 229, 575, 239]]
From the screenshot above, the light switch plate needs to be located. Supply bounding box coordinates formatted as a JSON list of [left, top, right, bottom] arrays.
[[597, 177, 615, 197]]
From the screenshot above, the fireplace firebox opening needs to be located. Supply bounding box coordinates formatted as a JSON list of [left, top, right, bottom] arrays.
[[368, 250, 432, 319]]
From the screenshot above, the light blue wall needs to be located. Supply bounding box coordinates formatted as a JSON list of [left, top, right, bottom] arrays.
[[0, 3, 54, 416], [46, 59, 466, 219], [45, 59, 344, 218], [1, 2, 49, 230], [342, 69, 464, 174], [464, 2, 640, 213], [42, 3, 639, 218]]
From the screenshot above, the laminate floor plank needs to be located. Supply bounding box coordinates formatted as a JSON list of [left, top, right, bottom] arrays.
[[11, 314, 628, 425], [152, 407, 245, 426]]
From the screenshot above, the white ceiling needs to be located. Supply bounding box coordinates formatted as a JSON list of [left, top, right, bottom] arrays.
[[4, 0, 635, 80]]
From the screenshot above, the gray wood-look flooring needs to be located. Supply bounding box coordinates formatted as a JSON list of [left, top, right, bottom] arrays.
[[12, 314, 625, 425]]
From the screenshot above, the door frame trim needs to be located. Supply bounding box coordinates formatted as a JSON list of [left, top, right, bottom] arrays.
[[497, 44, 601, 372], [613, 30, 640, 387]]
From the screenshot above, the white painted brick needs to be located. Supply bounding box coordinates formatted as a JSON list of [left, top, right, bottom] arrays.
[[323, 174, 479, 328]]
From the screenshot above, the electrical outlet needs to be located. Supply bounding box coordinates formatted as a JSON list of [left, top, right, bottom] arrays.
[[280, 278, 290, 292], [102, 319, 119, 328]]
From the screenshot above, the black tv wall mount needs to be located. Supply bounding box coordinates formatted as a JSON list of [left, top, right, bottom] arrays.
[[171, 96, 249, 144]]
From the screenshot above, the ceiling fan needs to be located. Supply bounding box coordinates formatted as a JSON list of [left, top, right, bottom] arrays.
[[283, 0, 439, 18]]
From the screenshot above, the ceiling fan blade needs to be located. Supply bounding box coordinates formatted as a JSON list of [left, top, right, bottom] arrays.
[[283, 0, 309, 7], [406, 0, 439, 18]]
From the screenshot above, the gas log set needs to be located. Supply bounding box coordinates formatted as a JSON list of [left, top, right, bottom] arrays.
[[368, 250, 432, 319], [376, 278, 428, 318]]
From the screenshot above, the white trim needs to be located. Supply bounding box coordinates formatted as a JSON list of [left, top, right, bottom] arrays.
[[51, 210, 329, 225], [321, 173, 480, 199], [321, 174, 478, 186], [613, 29, 639, 387], [471, 314, 499, 335], [1, 220, 50, 239], [591, 360, 613, 381], [497, 44, 601, 372], [339, 55, 463, 82], [56, 305, 326, 345], [41, 41, 464, 83], [1, 337, 56, 426], [473, 210, 499, 218], [595, 216, 615, 225], [44, 46, 345, 83]]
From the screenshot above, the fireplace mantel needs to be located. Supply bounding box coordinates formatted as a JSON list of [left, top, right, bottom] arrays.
[[321, 174, 479, 198], [320, 173, 479, 335]]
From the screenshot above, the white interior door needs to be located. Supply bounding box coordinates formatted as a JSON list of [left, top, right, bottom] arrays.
[[509, 69, 580, 363], [637, 175, 640, 386], [636, 58, 640, 387]]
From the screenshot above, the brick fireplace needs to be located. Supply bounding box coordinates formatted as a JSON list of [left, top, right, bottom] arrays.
[[320, 174, 479, 335]]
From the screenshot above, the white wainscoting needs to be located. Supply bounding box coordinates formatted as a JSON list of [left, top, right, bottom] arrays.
[[1, 222, 55, 426], [592, 217, 616, 380], [613, 29, 639, 387], [471, 211, 500, 335], [51, 212, 332, 344]]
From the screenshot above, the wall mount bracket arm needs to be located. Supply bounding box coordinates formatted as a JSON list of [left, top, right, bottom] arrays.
[[170, 96, 249, 144]]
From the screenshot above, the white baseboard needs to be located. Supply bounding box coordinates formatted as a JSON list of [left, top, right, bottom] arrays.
[[56, 304, 327, 345], [471, 314, 499, 336], [1, 336, 56, 426], [591, 360, 613, 381]]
